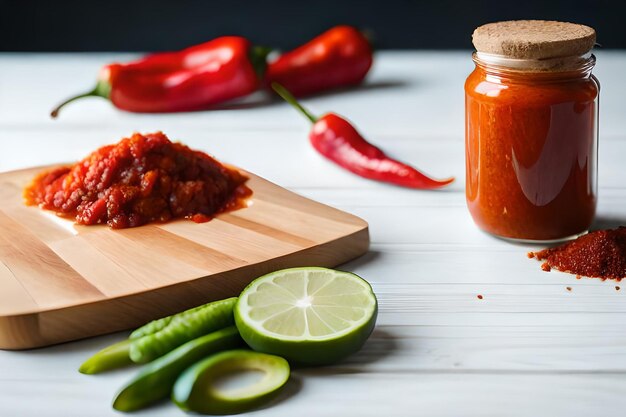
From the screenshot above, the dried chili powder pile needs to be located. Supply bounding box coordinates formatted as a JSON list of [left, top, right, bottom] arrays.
[[528, 227, 626, 280]]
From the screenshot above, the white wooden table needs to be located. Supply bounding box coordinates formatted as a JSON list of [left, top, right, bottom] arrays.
[[1, 51, 626, 416]]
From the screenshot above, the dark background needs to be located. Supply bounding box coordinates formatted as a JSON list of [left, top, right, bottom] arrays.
[[1, 0, 624, 51]]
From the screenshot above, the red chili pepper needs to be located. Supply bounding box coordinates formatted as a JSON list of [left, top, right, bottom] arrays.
[[266, 26, 373, 97], [272, 83, 454, 189], [51, 37, 270, 117]]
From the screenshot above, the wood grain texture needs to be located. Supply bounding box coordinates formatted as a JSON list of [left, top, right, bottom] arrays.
[[0, 166, 369, 349]]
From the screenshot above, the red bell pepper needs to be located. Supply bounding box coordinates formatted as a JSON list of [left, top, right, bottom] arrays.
[[272, 83, 454, 189], [51, 37, 270, 117], [266, 26, 373, 97]]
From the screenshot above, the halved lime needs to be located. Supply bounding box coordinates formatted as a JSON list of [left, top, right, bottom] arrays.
[[234, 267, 378, 365]]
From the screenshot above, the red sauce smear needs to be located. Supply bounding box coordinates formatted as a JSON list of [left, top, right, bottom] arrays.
[[24, 132, 251, 229], [529, 227, 626, 280]]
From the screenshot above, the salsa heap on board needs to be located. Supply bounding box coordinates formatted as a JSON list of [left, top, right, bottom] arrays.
[[24, 132, 251, 229]]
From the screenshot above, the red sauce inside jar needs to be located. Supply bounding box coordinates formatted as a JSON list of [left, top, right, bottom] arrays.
[[465, 58, 599, 241], [24, 132, 251, 229]]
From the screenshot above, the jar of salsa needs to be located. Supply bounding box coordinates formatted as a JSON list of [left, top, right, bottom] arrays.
[[465, 20, 599, 242]]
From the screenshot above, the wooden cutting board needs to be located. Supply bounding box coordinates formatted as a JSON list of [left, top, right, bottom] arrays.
[[0, 166, 369, 350]]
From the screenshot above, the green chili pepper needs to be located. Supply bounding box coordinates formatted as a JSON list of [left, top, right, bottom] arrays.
[[113, 326, 243, 412], [129, 316, 173, 340], [129, 297, 238, 364], [79, 339, 133, 375], [172, 349, 291, 415]]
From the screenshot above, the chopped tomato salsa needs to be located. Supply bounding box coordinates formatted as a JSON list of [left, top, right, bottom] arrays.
[[24, 132, 251, 229]]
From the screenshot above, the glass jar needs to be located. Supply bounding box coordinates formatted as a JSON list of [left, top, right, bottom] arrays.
[[465, 52, 599, 242]]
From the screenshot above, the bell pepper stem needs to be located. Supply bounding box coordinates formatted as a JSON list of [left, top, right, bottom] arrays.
[[360, 28, 375, 49], [271, 82, 318, 123], [249, 46, 272, 80]]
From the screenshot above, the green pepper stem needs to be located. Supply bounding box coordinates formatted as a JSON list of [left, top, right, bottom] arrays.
[[249, 46, 272, 80], [51, 78, 111, 119], [271, 82, 318, 124], [360, 28, 375, 49], [50, 89, 98, 119]]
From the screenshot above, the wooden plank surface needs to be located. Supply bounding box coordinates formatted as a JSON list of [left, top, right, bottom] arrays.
[[0, 51, 625, 416], [0, 167, 369, 349]]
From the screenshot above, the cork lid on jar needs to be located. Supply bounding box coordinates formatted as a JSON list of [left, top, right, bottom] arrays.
[[472, 20, 596, 60]]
